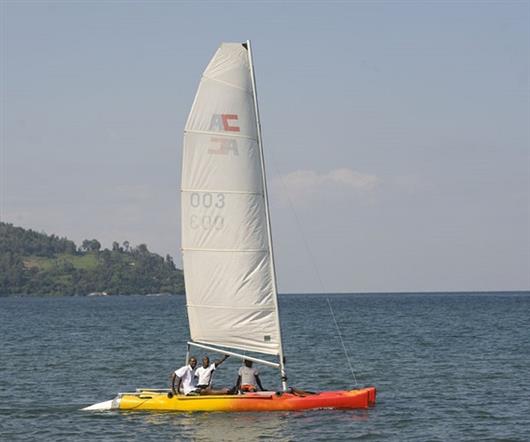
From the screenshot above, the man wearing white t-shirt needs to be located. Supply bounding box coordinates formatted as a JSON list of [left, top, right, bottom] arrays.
[[171, 356, 198, 396], [195, 354, 230, 394]]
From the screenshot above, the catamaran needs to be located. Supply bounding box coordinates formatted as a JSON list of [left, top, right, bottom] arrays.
[[84, 41, 376, 412]]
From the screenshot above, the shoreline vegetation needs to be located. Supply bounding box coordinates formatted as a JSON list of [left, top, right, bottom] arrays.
[[0, 222, 184, 296]]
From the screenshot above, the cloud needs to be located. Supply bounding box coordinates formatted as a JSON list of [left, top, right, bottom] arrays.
[[271, 168, 380, 205]]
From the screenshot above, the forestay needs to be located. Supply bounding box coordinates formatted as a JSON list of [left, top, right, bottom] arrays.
[[181, 43, 282, 357]]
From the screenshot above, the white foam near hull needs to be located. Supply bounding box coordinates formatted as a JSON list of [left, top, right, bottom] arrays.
[[82, 398, 119, 411]]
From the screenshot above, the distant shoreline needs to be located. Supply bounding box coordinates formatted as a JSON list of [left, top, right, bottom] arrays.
[[0, 292, 185, 298]]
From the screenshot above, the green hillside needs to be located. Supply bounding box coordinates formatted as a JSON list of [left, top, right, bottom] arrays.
[[0, 222, 184, 296]]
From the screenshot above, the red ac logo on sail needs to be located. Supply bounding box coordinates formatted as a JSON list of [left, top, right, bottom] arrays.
[[208, 113, 240, 155]]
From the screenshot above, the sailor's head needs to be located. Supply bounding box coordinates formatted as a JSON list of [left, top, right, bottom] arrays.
[[188, 356, 197, 369], [202, 356, 210, 368], [244, 359, 253, 368]]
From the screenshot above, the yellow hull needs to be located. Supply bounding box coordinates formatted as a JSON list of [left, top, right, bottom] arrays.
[[108, 387, 376, 412]]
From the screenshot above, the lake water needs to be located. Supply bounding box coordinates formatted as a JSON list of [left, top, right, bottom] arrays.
[[1, 292, 529, 441]]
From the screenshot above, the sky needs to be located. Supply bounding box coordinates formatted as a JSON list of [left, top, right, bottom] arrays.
[[1, 1, 529, 293]]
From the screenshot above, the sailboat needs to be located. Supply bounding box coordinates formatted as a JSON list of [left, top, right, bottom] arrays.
[[84, 41, 376, 412]]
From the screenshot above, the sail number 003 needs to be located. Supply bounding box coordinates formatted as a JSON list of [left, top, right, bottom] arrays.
[[189, 192, 225, 230], [190, 192, 225, 209]]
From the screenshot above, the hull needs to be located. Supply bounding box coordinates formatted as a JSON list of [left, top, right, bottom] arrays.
[[85, 387, 376, 412]]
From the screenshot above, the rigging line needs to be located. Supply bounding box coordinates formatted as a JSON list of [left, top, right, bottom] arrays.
[[265, 154, 359, 387], [326, 297, 358, 387]]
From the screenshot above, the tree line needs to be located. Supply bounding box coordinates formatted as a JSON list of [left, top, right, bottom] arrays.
[[0, 222, 185, 296]]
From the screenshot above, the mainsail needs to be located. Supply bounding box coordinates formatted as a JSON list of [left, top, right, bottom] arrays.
[[181, 42, 284, 369]]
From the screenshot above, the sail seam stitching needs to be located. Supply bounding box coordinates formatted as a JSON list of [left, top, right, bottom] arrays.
[[187, 303, 274, 311], [202, 75, 252, 94], [181, 189, 263, 196], [184, 129, 256, 141], [182, 247, 268, 253]]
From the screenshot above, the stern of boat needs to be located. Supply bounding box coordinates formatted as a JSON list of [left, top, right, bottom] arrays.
[[363, 386, 376, 406]]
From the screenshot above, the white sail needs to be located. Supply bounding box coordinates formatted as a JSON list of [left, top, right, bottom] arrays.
[[181, 43, 281, 356]]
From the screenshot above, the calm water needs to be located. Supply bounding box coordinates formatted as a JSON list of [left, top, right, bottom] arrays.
[[1, 293, 529, 441]]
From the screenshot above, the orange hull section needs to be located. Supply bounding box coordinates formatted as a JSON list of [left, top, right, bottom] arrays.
[[225, 387, 377, 412]]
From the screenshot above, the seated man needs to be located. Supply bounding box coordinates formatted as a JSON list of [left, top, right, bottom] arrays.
[[171, 356, 199, 396], [195, 354, 230, 394], [235, 359, 265, 393]]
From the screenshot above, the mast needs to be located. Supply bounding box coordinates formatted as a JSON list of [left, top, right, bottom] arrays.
[[246, 40, 288, 391]]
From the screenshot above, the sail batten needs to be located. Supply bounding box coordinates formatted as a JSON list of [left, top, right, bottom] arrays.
[[184, 129, 256, 141], [181, 42, 283, 357], [201, 76, 253, 93], [182, 248, 268, 253], [181, 189, 263, 195], [187, 304, 275, 311]]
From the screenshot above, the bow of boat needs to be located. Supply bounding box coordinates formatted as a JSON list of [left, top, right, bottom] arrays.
[[82, 397, 120, 411]]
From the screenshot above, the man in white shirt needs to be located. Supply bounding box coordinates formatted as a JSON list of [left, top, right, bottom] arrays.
[[195, 354, 230, 394], [171, 356, 199, 396]]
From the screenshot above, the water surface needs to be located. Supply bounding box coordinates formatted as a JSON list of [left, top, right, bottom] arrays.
[[1, 292, 529, 440]]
